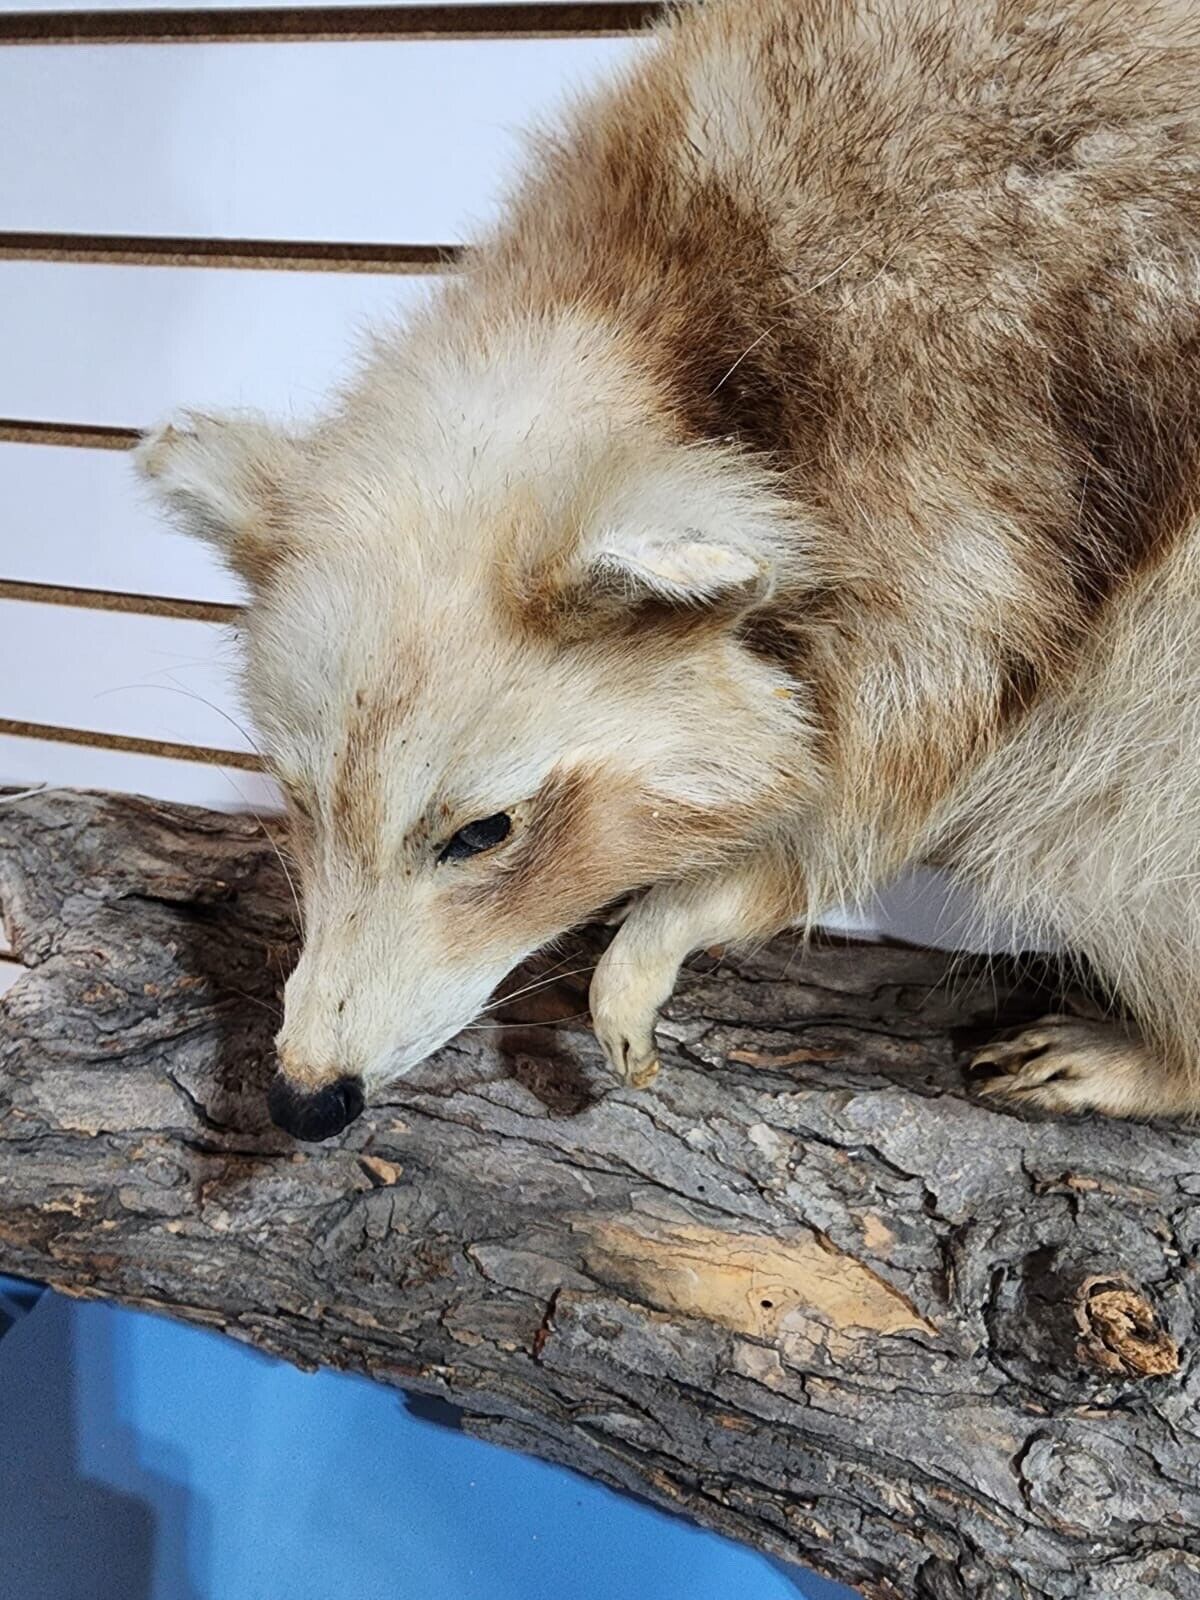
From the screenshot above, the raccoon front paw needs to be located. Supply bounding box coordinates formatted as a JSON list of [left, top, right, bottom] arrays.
[[589, 951, 668, 1089], [594, 1022, 661, 1089], [970, 1015, 1170, 1118]]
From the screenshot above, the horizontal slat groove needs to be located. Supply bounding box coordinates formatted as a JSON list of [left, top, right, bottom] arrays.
[[0, 3, 661, 45], [0, 231, 463, 273], [0, 419, 139, 449], [0, 718, 261, 770], [0, 579, 241, 624]]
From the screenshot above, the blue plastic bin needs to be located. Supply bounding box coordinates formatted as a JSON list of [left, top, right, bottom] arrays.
[[0, 1280, 854, 1600]]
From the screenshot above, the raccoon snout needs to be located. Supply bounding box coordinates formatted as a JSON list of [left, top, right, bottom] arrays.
[[268, 1071, 365, 1142]]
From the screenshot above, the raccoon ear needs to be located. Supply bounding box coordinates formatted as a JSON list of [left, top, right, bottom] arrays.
[[134, 412, 298, 588], [562, 441, 793, 614], [588, 527, 773, 607], [582, 451, 785, 610]]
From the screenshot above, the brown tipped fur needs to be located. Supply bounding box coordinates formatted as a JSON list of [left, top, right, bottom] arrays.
[[142, 0, 1200, 1117]]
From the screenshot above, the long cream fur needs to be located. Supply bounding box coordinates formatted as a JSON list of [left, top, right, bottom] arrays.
[[139, 0, 1200, 1122]]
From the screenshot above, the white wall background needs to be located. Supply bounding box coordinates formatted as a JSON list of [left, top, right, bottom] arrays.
[[0, 0, 994, 996]]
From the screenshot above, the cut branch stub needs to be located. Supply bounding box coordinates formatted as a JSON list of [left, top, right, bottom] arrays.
[[1075, 1274, 1180, 1378]]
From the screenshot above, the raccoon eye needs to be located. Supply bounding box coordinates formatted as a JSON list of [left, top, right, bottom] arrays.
[[438, 812, 513, 864]]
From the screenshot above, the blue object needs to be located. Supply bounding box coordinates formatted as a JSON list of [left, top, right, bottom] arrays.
[[0, 1272, 43, 1335], [0, 1285, 855, 1600]]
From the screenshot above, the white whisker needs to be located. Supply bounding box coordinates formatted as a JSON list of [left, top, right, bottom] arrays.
[[96, 677, 304, 935]]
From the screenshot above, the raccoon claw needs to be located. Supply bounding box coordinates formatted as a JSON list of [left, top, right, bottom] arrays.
[[592, 1014, 661, 1088], [589, 965, 665, 1090], [589, 896, 696, 1089], [619, 1038, 661, 1089], [969, 1015, 1160, 1117], [971, 1015, 1075, 1082]]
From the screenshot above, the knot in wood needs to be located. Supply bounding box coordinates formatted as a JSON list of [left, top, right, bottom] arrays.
[[1019, 1434, 1120, 1537], [1074, 1274, 1178, 1379]]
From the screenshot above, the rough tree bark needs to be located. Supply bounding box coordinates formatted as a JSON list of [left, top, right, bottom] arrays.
[[1, 790, 1199, 1599]]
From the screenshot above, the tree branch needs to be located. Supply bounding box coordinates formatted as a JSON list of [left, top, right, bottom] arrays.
[[1, 791, 1198, 1598]]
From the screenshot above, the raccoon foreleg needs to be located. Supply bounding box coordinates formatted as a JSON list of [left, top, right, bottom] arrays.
[[589, 853, 798, 1087]]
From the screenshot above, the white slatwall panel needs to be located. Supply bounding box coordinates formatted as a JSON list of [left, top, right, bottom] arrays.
[[0, 22, 641, 810], [0, 261, 437, 425], [0, 732, 280, 811], [4, 443, 241, 601], [0, 40, 642, 242], [818, 869, 1018, 954], [0, 602, 252, 750]]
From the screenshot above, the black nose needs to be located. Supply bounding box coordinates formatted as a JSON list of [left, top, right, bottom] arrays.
[[268, 1073, 365, 1142]]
